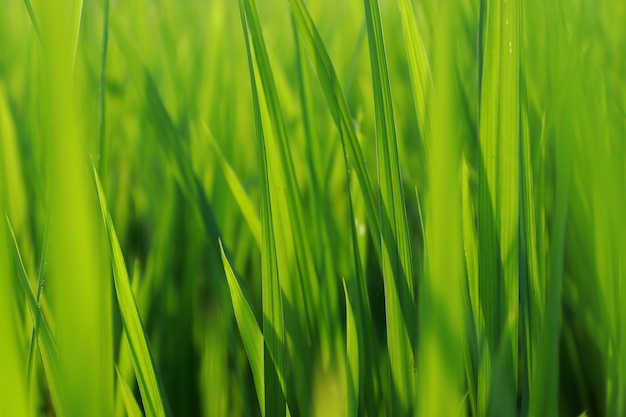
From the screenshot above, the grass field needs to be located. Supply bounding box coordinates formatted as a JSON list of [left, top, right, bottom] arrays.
[[1, 0, 625, 415]]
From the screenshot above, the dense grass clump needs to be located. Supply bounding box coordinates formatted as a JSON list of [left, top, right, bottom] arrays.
[[1, 0, 625, 416]]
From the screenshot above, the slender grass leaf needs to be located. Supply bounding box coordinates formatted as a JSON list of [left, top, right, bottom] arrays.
[[93, 166, 171, 417], [239, 0, 319, 350], [206, 126, 262, 249], [462, 156, 480, 417], [363, 0, 415, 413], [287, 0, 382, 258], [238, 3, 287, 415], [116, 367, 144, 417], [520, 83, 542, 415], [0, 156, 27, 417], [21, 0, 42, 44], [25, 218, 49, 387], [418, 2, 466, 416], [477, 0, 520, 411], [219, 239, 265, 415], [97, 0, 111, 176], [343, 277, 360, 417], [6, 216, 67, 417], [397, 0, 433, 146]]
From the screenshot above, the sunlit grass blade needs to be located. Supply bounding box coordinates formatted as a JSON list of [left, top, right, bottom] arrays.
[[463, 158, 479, 326], [287, 0, 382, 257], [0, 170, 28, 417], [93, 166, 171, 417], [6, 216, 67, 417], [397, 0, 433, 145], [206, 126, 262, 249], [116, 367, 144, 417], [219, 240, 265, 414], [238, 3, 287, 415], [520, 84, 542, 414], [343, 277, 360, 417], [97, 0, 111, 176], [352, 174, 385, 416], [239, 0, 319, 355], [40, 0, 113, 414], [68, 0, 83, 69], [462, 156, 479, 417], [21, 0, 42, 43], [418, 2, 466, 416], [529, 131, 571, 417], [477, 0, 520, 412], [291, 18, 337, 366], [363, 0, 415, 413], [25, 218, 49, 387]]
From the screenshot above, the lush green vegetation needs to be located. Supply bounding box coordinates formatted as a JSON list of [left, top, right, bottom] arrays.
[[0, 0, 625, 415]]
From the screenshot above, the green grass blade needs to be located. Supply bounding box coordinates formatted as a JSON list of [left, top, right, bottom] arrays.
[[0, 165, 28, 417], [463, 158, 479, 327], [206, 126, 262, 249], [68, 0, 83, 70], [397, 0, 433, 145], [287, 0, 382, 257], [477, 0, 521, 412], [363, 0, 415, 413], [238, 3, 287, 415], [520, 86, 542, 414], [6, 216, 67, 417], [345, 282, 361, 411], [462, 156, 480, 417], [93, 166, 171, 417], [40, 0, 113, 414], [219, 240, 265, 415], [418, 2, 466, 415], [116, 367, 144, 417], [25, 219, 49, 387], [21, 0, 42, 44], [529, 132, 571, 417], [239, 0, 319, 346], [291, 18, 337, 366], [343, 276, 360, 417], [97, 0, 111, 176]]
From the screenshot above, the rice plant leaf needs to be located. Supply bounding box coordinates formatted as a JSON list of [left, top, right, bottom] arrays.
[[528, 135, 570, 417], [6, 216, 67, 417], [93, 166, 171, 417], [418, 2, 466, 415], [97, 0, 111, 176], [219, 239, 265, 415], [343, 277, 360, 417], [363, 0, 415, 412], [238, 2, 288, 415], [519, 87, 542, 412], [0, 161, 28, 417], [463, 158, 479, 326], [116, 367, 144, 417], [287, 0, 382, 258], [477, 0, 520, 412], [291, 18, 336, 365], [68, 0, 83, 69], [21, 0, 42, 44], [462, 157, 480, 417], [206, 127, 262, 249], [397, 0, 433, 144], [25, 219, 49, 386], [239, 0, 320, 345]]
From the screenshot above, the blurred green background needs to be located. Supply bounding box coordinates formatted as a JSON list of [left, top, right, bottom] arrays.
[[1, 0, 625, 416]]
